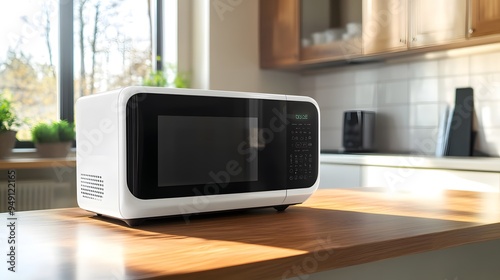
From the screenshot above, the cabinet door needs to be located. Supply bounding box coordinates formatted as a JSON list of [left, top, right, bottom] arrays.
[[361, 166, 500, 192], [320, 164, 361, 188], [409, 0, 467, 47], [259, 0, 300, 68], [363, 0, 408, 54], [470, 0, 500, 37]]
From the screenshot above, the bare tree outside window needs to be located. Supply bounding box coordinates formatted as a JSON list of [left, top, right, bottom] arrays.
[[0, 1, 58, 141], [74, 0, 152, 99], [0, 0, 153, 141]]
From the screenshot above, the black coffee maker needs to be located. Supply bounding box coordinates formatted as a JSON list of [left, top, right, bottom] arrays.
[[342, 110, 375, 152]]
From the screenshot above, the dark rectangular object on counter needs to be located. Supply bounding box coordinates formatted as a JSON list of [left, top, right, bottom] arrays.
[[445, 88, 474, 157], [343, 110, 375, 152]]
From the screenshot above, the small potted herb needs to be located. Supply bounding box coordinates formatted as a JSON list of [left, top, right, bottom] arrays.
[[0, 92, 20, 159], [143, 58, 190, 88], [32, 120, 75, 158]]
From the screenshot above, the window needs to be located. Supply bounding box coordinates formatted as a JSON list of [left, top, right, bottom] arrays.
[[73, 0, 153, 100], [0, 0, 59, 141], [0, 0, 173, 148]]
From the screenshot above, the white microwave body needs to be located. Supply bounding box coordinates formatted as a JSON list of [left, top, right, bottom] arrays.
[[76, 87, 320, 225]]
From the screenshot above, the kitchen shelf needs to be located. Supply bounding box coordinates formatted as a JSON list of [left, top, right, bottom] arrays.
[[0, 157, 76, 169]]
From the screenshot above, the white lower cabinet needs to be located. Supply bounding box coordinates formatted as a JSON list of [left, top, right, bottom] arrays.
[[319, 164, 361, 188], [320, 163, 500, 192], [361, 166, 500, 192]]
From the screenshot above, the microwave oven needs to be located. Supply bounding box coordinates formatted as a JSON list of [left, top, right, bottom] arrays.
[[76, 87, 320, 226]]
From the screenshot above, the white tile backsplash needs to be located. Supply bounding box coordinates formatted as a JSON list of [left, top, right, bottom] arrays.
[[302, 48, 500, 156], [379, 64, 409, 81], [410, 78, 439, 103], [314, 88, 338, 108], [376, 105, 410, 128], [321, 128, 342, 150], [378, 81, 409, 105], [300, 75, 316, 91], [470, 74, 500, 101], [355, 84, 377, 107], [477, 101, 500, 128], [409, 128, 439, 155], [475, 128, 500, 156], [320, 109, 344, 129], [409, 61, 439, 78], [438, 56, 469, 76], [438, 76, 470, 104], [410, 104, 440, 127], [375, 128, 411, 153], [331, 85, 357, 107], [355, 64, 383, 83], [316, 69, 356, 88], [470, 51, 500, 74]]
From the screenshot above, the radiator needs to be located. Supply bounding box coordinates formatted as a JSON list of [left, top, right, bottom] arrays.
[[0, 180, 70, 212]]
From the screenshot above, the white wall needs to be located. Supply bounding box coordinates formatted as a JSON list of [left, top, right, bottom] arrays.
[[190, 0, 210, 89], [189, 0, 300, 94], [301, 44, 500, 156]]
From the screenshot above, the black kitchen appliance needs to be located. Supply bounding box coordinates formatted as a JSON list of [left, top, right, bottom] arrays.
[[445, 88, 474, 156], [343, 110, 375, 152]]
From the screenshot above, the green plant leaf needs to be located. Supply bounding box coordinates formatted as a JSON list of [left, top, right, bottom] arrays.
[[58, 120, 76, 142], [31, 120, 75, 143], [0, 91, 21, 132]]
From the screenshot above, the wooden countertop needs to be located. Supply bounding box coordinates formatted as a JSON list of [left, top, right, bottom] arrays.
[[2, 188, 500, 279]]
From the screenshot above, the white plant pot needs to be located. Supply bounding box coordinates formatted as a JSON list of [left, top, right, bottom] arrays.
[[35, 141, 72, 158], [0, 130, 17, 159]]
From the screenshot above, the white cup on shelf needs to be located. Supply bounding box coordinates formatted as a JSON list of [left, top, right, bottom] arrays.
[[328, 28, 345, 41], [324, 31, 335, 43], [346, 22, 362, 35], [302, 38, 312, 48], [311, 32, 326, 45]]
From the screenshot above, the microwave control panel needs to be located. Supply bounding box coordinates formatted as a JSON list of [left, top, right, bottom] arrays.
[[288, 123, 314, 181], [286, 102, 319, 189]]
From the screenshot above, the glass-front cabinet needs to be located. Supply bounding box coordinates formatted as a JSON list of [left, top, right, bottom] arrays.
[[260, 0, 500, 69]]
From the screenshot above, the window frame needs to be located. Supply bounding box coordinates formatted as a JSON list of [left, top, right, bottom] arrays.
[[15, 0, 164, 149]]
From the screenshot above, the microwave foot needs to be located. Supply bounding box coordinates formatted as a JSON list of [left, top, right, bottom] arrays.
[[274, 205, 290, 212]]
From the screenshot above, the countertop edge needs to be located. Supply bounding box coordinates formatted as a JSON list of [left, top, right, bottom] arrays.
[[321, 154, 500, 172], [149, 222, 500, 280]]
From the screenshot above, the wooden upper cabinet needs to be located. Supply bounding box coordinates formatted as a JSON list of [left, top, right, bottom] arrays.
[[259, 0, 300, 68], [259, 0, 500, 70], [409, 0, 467, 47], [470, 0, 500, 37], [363, 0, 408, 54]]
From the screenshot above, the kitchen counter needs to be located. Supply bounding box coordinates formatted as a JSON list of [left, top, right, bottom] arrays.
[[321, 153, 500, 172], [2, 188, 500, 279]]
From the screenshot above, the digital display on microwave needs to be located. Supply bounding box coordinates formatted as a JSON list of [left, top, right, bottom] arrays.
[[157, 116, 259, 187]]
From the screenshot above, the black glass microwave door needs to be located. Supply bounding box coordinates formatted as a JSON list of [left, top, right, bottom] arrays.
[[126, 93, 288, 199], [157, 116, 258, 187]]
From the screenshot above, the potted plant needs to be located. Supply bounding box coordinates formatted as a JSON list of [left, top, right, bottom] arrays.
[[143, 58, 190, 88], [0, 92, 20, 159], [32, 120, 75, 158]]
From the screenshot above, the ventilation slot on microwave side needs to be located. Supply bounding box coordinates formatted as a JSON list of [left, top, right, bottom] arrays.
[[80, 173, 104, 201]]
